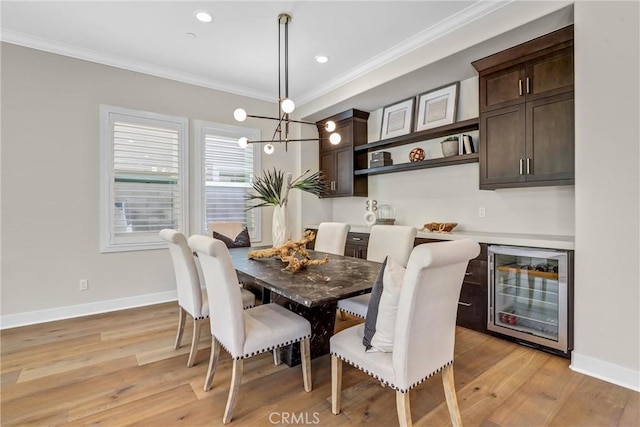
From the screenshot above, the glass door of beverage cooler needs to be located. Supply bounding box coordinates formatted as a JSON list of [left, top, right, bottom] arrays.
[[488, 246, 569, 353]]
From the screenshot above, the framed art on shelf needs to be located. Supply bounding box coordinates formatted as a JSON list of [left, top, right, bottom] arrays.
[[380, 97, 415, 140], [415, 82, 459, 131]]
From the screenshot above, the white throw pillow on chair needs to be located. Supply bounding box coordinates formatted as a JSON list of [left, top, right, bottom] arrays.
[[364, 257, 406, 353]]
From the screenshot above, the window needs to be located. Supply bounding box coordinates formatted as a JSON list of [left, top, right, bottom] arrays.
[[194, 121, 261, 241], [100, 105, 188, 252]]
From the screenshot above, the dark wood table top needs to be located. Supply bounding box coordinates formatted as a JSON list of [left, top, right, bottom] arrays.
[[228, 246, 381, 308]]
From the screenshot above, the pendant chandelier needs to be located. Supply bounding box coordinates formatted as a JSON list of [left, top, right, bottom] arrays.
[[233, 13, 341, 154]]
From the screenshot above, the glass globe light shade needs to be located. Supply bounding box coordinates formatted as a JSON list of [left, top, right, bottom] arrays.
[[264, 143, 275, 154], [329, 133, 341, 145], [325, 121, 336, 132], [238, 137, 249, 148], [233, 108, 247, 122], [281, 98, 295, 114]]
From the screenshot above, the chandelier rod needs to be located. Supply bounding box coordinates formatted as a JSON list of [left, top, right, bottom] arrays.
[[244, 138, 332, 145], [242, 113, 317, 126]]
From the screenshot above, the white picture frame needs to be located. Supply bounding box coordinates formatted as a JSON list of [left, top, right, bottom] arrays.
[[415, 82, 459, 131], [380, 97, 415, 140]]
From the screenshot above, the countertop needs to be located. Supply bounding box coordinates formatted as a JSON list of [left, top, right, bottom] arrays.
[[305, 224, 575, 250]]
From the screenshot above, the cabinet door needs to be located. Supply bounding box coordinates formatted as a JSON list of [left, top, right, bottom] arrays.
[[480, 105, 526, 189], [480, 65, 525, 112], [334, 146, 354, 196], [457, 283, 488, 332], [525, 93, 575, 184], [320, 150, 337, 195], [526, 48, 574, 101]]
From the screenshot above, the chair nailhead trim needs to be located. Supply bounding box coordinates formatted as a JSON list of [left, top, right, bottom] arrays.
[[330, 352, 453, 393], [216, 334, 312, 361], [194, 315, 209, 320], [337, 308, 365, 319]]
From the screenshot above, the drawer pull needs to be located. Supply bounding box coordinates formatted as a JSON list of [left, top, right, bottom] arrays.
[[458, 301, 472, 307], [465, 272, 472, 276], [352, 237, 362, 241]]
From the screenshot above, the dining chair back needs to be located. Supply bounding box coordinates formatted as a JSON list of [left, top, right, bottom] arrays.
[[159, 229, 208, 367], [188, 234, 312, 424], [314, 222, 351, 255], [337, 224, 417, 319], [330, 239, 480, 427], [160, 229, 255, 368], [366, 224, 417, 266]]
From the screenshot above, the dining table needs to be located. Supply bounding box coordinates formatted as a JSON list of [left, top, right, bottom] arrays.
[[228, 246, 381, 367]]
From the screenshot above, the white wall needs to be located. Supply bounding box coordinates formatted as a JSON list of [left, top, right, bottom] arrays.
[[571, 1, 640, 391], [0, 43, 286, 324]]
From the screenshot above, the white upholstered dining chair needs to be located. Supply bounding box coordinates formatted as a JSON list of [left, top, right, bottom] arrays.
[[160, 229, 255, 368], [337, 225, 417, 319], [330, 239, 480, 427], [188, 234, 312, 424], [314, 222, 351, 255]]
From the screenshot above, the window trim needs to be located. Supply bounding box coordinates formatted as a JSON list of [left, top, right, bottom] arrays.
[[193, 120, 262, 242], [99, 105, 189, 252]]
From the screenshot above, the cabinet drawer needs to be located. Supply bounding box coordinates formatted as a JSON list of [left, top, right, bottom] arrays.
[[347, 232, 369, 245], [464, 260, 488, 287], [457, 284, 487, 333]]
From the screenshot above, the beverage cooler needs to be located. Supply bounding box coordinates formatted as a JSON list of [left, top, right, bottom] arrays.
[[488, 245, 573, 356]]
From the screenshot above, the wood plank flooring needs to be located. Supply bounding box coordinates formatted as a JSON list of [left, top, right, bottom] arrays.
[[1, 302, 638, 426]]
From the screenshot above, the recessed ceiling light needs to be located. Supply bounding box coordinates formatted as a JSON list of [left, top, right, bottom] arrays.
[[315, 55, 329, 64], [195, 11, 213, 23]]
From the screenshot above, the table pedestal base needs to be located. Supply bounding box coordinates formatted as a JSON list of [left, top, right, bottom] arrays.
[[271, 294, 337, 367]]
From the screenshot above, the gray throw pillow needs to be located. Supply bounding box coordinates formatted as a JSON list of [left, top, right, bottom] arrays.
[[362, 257, 388, 350], [213, 227, 251, 248]]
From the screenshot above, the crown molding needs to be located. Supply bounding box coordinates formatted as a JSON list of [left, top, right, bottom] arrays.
[[0, 1, 510, 106], [0, 29, 275, 102]]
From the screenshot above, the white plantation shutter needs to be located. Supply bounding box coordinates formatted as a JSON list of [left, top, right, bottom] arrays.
[[194, 121, 261, 241], [100, 105, 188, 252]]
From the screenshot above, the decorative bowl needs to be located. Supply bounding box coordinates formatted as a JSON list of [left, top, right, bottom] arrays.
[[422, 222, 457, 232]]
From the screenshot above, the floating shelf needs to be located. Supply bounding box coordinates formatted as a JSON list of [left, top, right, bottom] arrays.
[[355, 153, 479, 176], [355, 117, 479, 153], [353, 118, 480, 176]]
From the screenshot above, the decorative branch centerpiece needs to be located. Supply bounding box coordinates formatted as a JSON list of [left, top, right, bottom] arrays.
[[247, 230, 329, 272], [246, 168, 328, 247]]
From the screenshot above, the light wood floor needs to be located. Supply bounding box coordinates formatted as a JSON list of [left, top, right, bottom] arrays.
[[1, 302, 638, 426]]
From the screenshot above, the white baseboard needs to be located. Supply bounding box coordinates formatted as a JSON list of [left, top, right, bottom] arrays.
[[0, 290, 178, 330], [571, 351, 640, 392]]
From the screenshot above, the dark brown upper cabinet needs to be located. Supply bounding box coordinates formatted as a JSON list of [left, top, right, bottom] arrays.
[[473, 25, 575, 190], [317, 109, 369, 197]]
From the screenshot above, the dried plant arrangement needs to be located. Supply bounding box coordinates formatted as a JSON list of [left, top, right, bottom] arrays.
[[247, 230, 329, 272]]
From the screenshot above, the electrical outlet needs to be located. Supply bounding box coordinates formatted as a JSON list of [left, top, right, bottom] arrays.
[[79, 279, 88, 291], [478, 207, 486, 218]]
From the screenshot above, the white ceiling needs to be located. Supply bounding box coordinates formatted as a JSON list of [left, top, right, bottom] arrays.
[[1, 1, 574, 119]]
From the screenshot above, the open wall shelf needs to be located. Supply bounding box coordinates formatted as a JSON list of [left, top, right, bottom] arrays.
[[354, 117, 479, 176], [355, 153, 479, 176]]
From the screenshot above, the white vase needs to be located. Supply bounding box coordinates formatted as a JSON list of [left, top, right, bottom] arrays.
[[272, 204, 290, 247]]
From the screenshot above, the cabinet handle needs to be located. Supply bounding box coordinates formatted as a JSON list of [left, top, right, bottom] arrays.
[[526, 77, 531, 94], [526, 158, 531, 175], [458, 301, 472, 307], [465, 272, 472, 276], [352, 237, 362, 241], [331, 181, 336, 191], [518, 79, 523, 96], [519, 159, 524, 175]]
